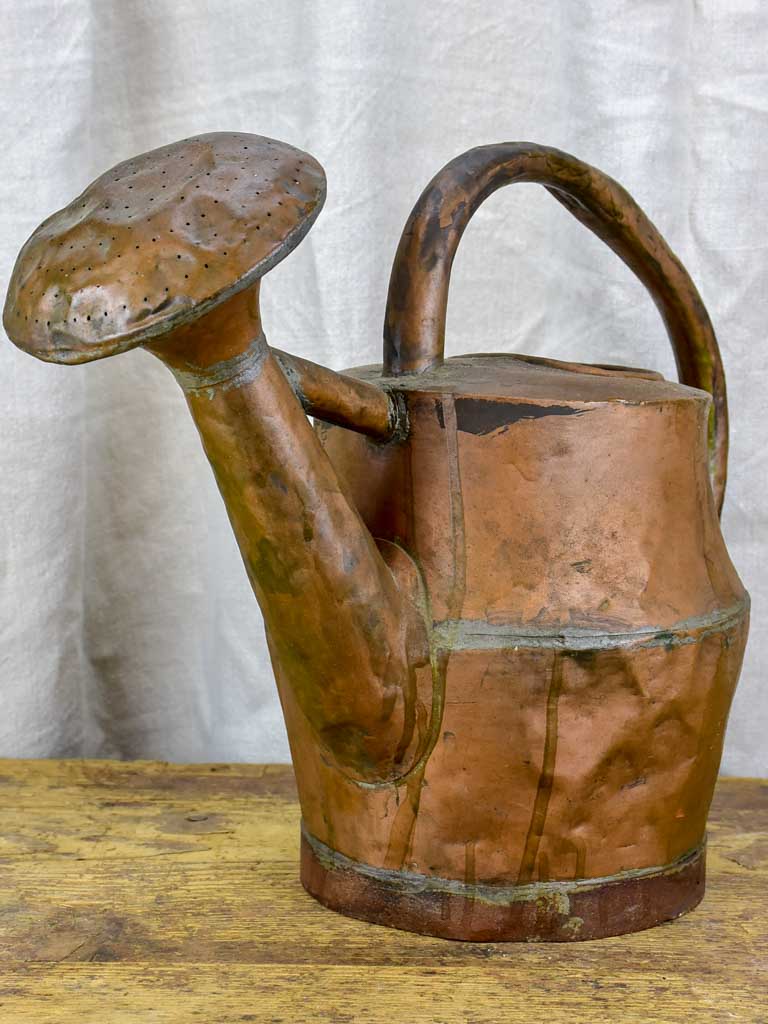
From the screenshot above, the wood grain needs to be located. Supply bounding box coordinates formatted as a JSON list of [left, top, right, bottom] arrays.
[[0, 759, 764, 1022]]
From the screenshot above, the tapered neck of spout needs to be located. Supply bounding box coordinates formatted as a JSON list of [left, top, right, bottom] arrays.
[[145, 282, 263, 374], [142, 287, 432, 783]]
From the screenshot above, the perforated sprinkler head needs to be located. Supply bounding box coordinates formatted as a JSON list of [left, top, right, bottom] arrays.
[[3, 132, 325, 364]]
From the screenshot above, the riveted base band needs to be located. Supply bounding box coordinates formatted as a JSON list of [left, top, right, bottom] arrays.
[[300, 827, 706, 942]]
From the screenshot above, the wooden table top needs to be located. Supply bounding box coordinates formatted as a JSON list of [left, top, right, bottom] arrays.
[[0, 759, 764, 1023]]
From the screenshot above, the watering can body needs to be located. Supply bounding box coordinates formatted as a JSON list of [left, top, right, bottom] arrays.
[[284, 143, 749, 941], [3, 136, 748, 942], [297, 352, 748, 941]]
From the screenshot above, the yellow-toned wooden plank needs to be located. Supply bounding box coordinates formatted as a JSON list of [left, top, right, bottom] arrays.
[[0, 799, 298, 862], [0, 759, 295, 807], [0, 760, 298, 862], [0, 858, 763, 966], [0, 961, 761, 1024], [0, 762, 763, 1022]]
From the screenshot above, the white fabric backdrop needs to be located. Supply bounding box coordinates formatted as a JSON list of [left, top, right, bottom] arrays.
[[1, 0, 765, 773]]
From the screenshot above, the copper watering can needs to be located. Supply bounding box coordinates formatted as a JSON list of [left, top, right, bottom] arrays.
[[4, 134, 748, 941]]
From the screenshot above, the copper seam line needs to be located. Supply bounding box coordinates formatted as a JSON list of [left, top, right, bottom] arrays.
[[400, 444, 450, 784], [381, 398, 466, 864], [429, 599, 749, 651], [348, 550, 446, 793], [390, 554, 423, 775], [459, 839, 478, 931], [396, 446, 448, 784], [367, 647, 451, 793], [301, 832, 707, 941], [383, 767, 429, 871], [377, 393, 468, 872], [379, 546, 434, 867], [169, 333, 268, 392], [302, 822, 705, 897], [393, 662, 418, 771], [517, 652, 565, 885], [441, 394, 467, 621]]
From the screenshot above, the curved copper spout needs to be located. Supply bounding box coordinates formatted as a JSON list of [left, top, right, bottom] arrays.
[[150, 286, 429, 782], [3, 131, 429, 782]]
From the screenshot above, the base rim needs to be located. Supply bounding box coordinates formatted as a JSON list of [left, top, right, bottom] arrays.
[[300, 829, 706, 942]]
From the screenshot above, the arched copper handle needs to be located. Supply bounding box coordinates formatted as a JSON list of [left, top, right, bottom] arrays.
[[383, 143, 728, 513]]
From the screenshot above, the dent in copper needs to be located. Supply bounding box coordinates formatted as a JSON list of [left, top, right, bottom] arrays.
[[2, 135, 749, 941]]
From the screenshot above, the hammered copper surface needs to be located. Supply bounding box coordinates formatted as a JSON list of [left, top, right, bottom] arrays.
[[3, 132, 325, 361], [2, 135, 749, 941]]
